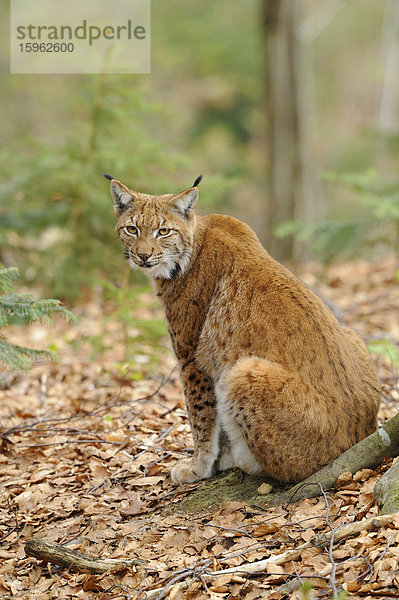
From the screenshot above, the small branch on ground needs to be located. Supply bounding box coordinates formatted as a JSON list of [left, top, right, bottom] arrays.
[[277, 563, 336, 596], [25, 537, 145, 574]]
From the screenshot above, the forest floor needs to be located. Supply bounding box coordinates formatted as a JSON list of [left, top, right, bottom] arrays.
[[0, 258, 399, 600]]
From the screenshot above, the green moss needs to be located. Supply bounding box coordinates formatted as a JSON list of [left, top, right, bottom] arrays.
[[170, 469, 278, 515]]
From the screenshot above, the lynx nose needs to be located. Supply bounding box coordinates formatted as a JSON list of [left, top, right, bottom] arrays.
[[138, 252, 151, 262]]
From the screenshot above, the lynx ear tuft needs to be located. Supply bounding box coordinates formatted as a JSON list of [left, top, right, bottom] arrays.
[[172, 187, 198, 217], [192, 174, 203, 187], [110, 180, 135, 215], [103, 173, 114, 181]]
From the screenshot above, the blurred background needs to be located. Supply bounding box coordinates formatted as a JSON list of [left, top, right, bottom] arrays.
[[1, 0, 399, 303]]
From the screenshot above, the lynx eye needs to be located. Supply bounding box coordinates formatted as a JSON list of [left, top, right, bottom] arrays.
[[158, 227, 171, 237], [124, 225, 138, 236]]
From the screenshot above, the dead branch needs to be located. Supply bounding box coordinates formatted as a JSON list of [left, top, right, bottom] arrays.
[[143, 514, 393, 599], [274, 412, 399, 505], [25, 537, 145, 574], [277, 563, 336, 595]]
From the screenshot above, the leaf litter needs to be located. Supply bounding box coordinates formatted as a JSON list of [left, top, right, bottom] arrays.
[[0, 257, 398, 599]]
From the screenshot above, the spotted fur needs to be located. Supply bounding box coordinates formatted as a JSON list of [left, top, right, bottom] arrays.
[[109, 178, 381, 484]]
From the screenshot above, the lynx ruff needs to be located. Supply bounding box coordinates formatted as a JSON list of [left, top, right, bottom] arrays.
[[107, 174, 381, 484]]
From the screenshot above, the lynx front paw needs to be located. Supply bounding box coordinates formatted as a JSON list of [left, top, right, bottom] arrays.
[[171, 458, 212, 484]]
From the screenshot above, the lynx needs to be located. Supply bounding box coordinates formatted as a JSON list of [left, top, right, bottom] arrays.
[[106, 174, 381, 484]]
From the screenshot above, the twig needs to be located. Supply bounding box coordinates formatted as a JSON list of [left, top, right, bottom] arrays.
[[277, 553, 374, 596], [1, 369, 174, 440], [19, 439, 120, 448], [0, 525, 19, 543], [318, 483, 338, 598], [134, 426, 174, 463], [291, 560, 303, 587], [153, 569, 195, 600], [144, 453, 173, 476], [216, 541, 279, 563], [205, 522, 253, 538]]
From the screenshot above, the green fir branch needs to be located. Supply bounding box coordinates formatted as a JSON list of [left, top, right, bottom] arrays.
[[0, 336, 52, 372], [0, 267, 19, 294], [0, 294, 76, 326], [0, 265, 77, 378]]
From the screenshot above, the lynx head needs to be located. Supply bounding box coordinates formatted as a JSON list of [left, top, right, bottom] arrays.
[[107, 175, 202, 279]]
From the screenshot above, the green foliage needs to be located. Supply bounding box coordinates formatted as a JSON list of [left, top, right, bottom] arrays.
[[275, 169, 399, 264], [0, 266, 77, 378], [368, 338, 399, 367], [0, 77, 188, 302], [275, 220, 363, 266], [298, 581, 347, 600], [298, 581, 314, 600]]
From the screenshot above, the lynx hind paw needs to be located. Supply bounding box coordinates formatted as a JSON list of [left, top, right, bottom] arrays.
[[171, 458, 213, 484]]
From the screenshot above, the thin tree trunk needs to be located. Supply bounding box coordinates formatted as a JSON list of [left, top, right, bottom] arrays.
[[264, 0, 312, 261], [378, 0, 399, 136]]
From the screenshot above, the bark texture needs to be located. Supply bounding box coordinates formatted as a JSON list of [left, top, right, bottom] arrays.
[[373, 459, 399, 514]]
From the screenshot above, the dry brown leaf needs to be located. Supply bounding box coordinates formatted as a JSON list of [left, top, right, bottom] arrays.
[[253, 516, 287, 536], [336, 471, 353, 487]]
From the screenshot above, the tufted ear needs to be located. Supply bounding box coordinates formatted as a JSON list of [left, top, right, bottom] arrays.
[[171, 187, 198, 217], [109, 179, 135, 215]]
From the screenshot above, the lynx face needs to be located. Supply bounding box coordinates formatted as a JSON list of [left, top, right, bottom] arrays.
[[110, 180, 198, 279]]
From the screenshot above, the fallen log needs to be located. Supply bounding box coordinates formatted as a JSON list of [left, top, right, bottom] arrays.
[[25, 537, 145, 574]]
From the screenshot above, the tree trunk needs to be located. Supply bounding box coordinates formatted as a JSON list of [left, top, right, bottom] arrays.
[[377, 0, 399, 136], [263, 0, 315, 261]]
